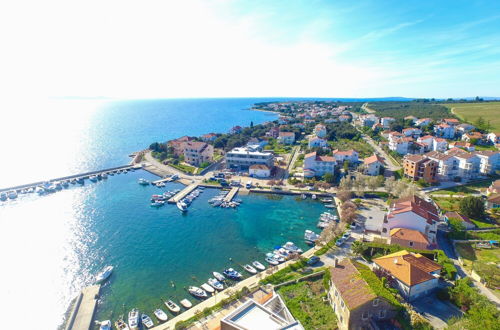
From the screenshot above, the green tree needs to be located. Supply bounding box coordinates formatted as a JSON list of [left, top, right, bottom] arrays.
[[323, 172, 335, 183], [459, 196, 485, 218]]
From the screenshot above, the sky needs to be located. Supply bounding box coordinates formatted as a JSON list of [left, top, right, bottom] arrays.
[[1, 0, 499, 99]]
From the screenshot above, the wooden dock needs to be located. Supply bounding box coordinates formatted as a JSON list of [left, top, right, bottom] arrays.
[[65, 285, 101, 330], [223, 187, 239, 202], [168, 183, 198, 204]]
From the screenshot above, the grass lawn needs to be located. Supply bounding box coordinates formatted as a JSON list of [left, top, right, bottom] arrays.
[[433, 197, 461, 211], [471, 218, 499, 228], [455, 243, 500, 291], [277, 278, 337, 330], [329, 138, 374, 158], [169, 162, 196, 174], [446, 102, 500, 132], [431, 178, 496, 195]]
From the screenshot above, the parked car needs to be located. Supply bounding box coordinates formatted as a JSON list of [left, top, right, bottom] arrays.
[[307, 256, 320, 266], [335, 238, 345, 246]]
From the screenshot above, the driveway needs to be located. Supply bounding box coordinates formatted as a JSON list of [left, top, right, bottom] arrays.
[[412, 293, 463, 329]]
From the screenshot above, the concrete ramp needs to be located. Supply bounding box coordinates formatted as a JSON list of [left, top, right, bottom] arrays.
[[66, 285, 101, 330]]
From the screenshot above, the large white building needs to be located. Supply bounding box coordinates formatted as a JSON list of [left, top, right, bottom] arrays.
[[225, 147, 274, 170], [303, 152, 336, 177], [308, 135, 329, 148]]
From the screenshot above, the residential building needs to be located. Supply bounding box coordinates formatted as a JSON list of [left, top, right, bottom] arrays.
[[487, 132, 500, 144], [328, 259, 397, 330], [201, 132, 217, 142], [308, 135, 329, 148], [434, 123, 456, 139], [303, 152, 336, 177], [277, 131, 295, 145], [443, 118, 460, 126], [403, 155, 438, 183], [417, 135, 434, 151], [382, 195, 439, 243], [246, 138, 268, 151], [462, 131, 483, 143], [325, 118, 338, 124], [182, 141, 214, 166], [230, 125, 243, 134], [380, 117, 396, 128], [415, 118, 431, 127], [402, 127, 422, 137], [404, 115, 418, 123], [267, 126, 280, 138], [314, 124, 327, 138], [332, 149, 359, 164], [444, 211, 476, 230], [168, 136, 194, 156], [225, 147, 274, 170], [363, 154, 385, 176], [389, 137, 415, 155], [449, 141, 475, 152], [476, 150, 500, 175], [486, 194, 500, 209], [249, 164, 271, 178], [221, 290, 304, 330], [292, 122, 305, 129], [456, 123, 476, 134], [339, 114, 351, 122], [487, 179, 500, 195], [373, 251, 442, 301], [390, 228, 431, 250], [358, 114, 379, 127]]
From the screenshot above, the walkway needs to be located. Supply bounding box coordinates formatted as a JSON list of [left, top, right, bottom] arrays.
[[168, 184, 199, 204], [67, 285, 101, 330], [223, 187, 239, 202]]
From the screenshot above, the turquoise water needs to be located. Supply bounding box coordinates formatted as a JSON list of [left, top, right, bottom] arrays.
[[0, 98, 332, 329]]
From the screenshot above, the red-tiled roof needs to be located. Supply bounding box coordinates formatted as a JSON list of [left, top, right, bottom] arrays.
[[388, 195, 439, 224]]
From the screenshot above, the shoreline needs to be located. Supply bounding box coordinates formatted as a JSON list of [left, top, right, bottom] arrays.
[[249, 107, 280, 114]]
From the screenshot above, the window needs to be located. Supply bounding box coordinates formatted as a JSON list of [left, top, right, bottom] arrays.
[[373, 298, 379, 307], [382, 228, 387, 233], [409, 241, 414, 247], [341, 300, 345, 309], [362, 311, 369, 320], [379, 310, 386, 319], [335, 289, 338, 297]]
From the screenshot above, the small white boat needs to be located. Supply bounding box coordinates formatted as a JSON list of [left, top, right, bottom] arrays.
[[7, 191, 17, 199], [0, 193, 7, 201], [128, 308, 140, 330], [115, 318, 130, 330], [201, 283, 215, 293], [153, 309, 168, 322], [252, 261, 266, 271], [165, 300, 180, 313], [98, 320, 112, 330], [177, 201, 188, 212], [180, 299, 192, 309], [320, 198, 333, 203], [101, 173, 108, 179], [213, 272, 226, 282], [283, 242, 303, 254], [243, 264, 257, 274], [141, 314, 154, 329], [265, 256, 279, 265], [223, 268, 243, 280], [301, 194, 307, 199], [312, 194, 317, 200], [35, 186, 45, 194], [95, 266, 113, 283], [305, 230, 320, 244], [150, 201, 164, 207], [208, 278, 224, 291], [138, 178, 150, 185], [89, 175, 98, 182], [325, 204, 335, 208], [188, 286, 208, 298]]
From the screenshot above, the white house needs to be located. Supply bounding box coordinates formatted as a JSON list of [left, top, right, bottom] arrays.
[[389, 137, 412, 155], [402, 127, 422, 137], [487, 132, 500, 145], [332, 149, 359, 164], [432, 138, 448, 152], [303, 152, 336, 177], [308, 135, 329, 148], [417, 135, 434, 151], [380, 117, 396, 128], [373, 251, 442, 302], [381, 195, 439, 243], [456, 123, 475, 134], [363, 154, 384, 176], [277, 131, 295, 145], [314, 124, 327, 138], [249, 164, 271, 178], [434, 123, 455, 139], [476, 150, 500, 175], [415, 118, 432, 127], [444, 211, 476, 230], [226, 147, 274, 170]]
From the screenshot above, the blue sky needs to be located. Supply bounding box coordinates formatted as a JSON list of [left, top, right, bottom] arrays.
[[1, 0, 499, 98]]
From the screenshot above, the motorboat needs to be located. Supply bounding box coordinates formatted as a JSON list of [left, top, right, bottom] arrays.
[[98, 320, 112, 330], [77, 178, 85, 184], [153, 309, 168, 322], [0, 193, 7, 201], [171, 174, 179, 180], [265, 256, 279, 265], [213, 272, 226, 282], [252, 261, 266, 271], [128, 308, 140, 330], [164, 300, 180, 313], [325, 204, 335, 208], [62, 181, 69, 188], [95, 266, 113, 284], [150, 201, 164, 207], [312, 194, 317, 200], [141, 314, 154, 328], [89, 175, 98, 182], [7, 191, 17, 199], [283, 242, 303, 254], [35, 186, 45, 194], [177, 201, 188, 212], [201, 283, 215, 293], [188, 286, 208, 298], [180, 299, 192, 309], [70, 179, 77, 184], [138, 178, 150, 185], [320, 198, 333, 203], [243, 264, 257, 274], [207, 278, 224, 291], [101, 173, 108, 179], [115, 318, 130, 330], [304, 230, 320, 244], [266, 252, 284, 263], [223, 268, 243, 280], [301, 194, 307, 199]]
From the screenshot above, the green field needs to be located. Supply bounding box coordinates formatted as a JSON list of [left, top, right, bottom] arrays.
[[446, 102, 500, 132]]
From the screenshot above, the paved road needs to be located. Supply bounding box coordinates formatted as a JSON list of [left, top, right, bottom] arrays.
[[412, 293, 463, 329], [362, 134, 401, 171]]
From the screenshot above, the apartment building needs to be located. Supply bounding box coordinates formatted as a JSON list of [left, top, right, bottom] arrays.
[[225, 147, 274, 170], [403, 154, 438, 183], [313, 124, 327, 138], [332, 149, 359, 164], [303, 152, 336, 177], [277, 131, 295, 144], [308, 135, 329, 148], [182, 141, 214, 166]]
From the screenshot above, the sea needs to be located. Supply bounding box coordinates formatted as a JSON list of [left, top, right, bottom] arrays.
[[0, 98, 331, 329]]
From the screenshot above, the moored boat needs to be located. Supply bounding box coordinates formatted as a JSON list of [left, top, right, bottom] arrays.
[[283, 241, 303, 254], [265, 256, 279, 265], [128, 308, 139, 330], [153, 309, 168, 322], [180, 299, 192, 309], [312, 194, 317, 200], [223, 268, 243, 280], [304, 230, 320, 244], [252, 261, 266, 271], [213, 271, 226, 282], [98, 320, 112, 330], [301, 193, 307, 199], [188, 286, 208, 298], [95, 265, 113, 284], [177, 201, 188, 212], [243, 264, 257, 274], [201, 282, 215, 293], [207, 278, 224, 291], [115, 318, 130, 330], [165, 300, 181, 313], [0, 193, 7, 201], [89, 175, 98, 182], [138, 178, 150, 185], [141, 314, 154, 328], [7, 190, 17, 199]]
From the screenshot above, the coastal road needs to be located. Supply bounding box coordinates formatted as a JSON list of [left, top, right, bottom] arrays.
[[362, 133, 401, 171]]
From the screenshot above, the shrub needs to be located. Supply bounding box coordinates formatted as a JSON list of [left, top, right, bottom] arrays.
[[459, 196, 485, 219]]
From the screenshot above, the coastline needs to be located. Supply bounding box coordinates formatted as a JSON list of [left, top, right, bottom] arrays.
[[249, 107, 280, 114]]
